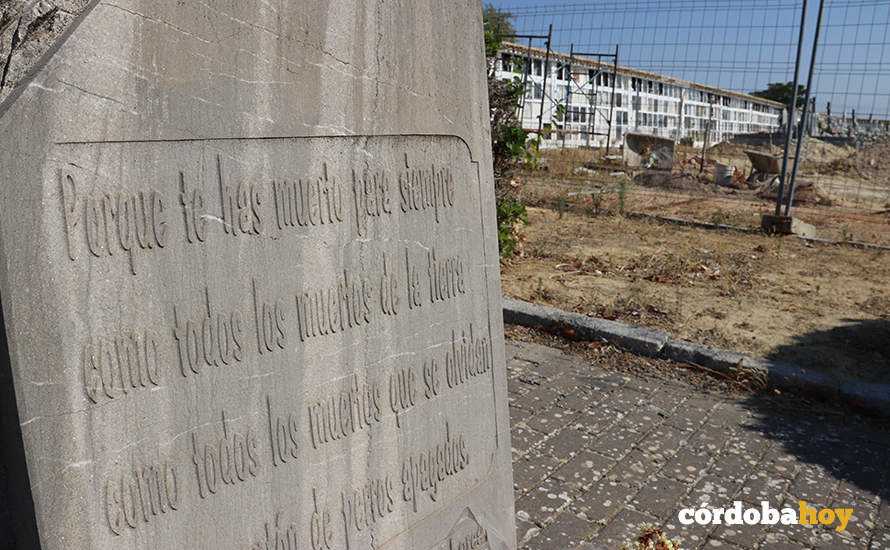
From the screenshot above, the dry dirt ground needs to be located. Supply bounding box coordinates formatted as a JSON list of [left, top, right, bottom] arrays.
[[526, 141, 890, 247], [500, 205, 890, 385]]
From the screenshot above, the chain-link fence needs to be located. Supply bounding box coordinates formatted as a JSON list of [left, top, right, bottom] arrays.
[[495, 0, 890, 246]]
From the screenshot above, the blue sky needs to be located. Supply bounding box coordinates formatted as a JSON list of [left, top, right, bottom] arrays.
[[484, 0, 890, 118]]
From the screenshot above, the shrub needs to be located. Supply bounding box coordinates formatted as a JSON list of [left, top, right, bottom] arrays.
[[496, 198, 527, 259], [621, 526, 681, 550]]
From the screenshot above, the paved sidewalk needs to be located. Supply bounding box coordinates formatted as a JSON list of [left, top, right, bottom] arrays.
[[507, 340, 890, 550]]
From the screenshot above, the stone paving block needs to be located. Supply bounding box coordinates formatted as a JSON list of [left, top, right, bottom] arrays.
[[870, 528, 890, 549], [509, 376, 534, 397], [617, 406, 667, 432], [761, 446, 806, 477], [645, 387, 689, 413], [599, 387, 648, 410], [523, 511, 597, 550], [789, 467, 839, 508], [510, 341, 568, 364], [810, 529, 860, 548], [702, 539, 745, 550], [628, 476, 689, 520], [511, 404, 536, 425], [526, 405, 581, 434], [710, 450, 761, 483], [588, 424, 643, 457], [879, 500, 890, 529], [684, 474, 742, 509], [724, 430, 773, 459], [606, 450, 667, 487], [518, 371, 548, 387], [825, 497, 876, 546], [573, 409, 618, 436], [515, 476, 575, 527], [765, 515, 821, 545], [662, 447, 713, 483], [738, 470, 792, 505], [516, 518, 541, 545], [636, 424, 688, 459], [665, 405, 715, 432], [539, 426, 595, 461], [507, 356, 537, 374], [685, 426, 731, 455], [588, 507, 659, 548], [513, 385, 567, 411], [835, 476, 882, 505], [706, 402, 753, 427], [532, 358, 576, 380], [513, 451, 564, 498], [572, 480, 634, 523], [757, 532, 812, 549], [551, 449, 617, 494], [549, 374, 595, 396], [558, 387, 601, 412], [684, 394, 723, 411], [663, 513, 714, 550], [513, 423, 550, 457], [712, 521, 768, 547]]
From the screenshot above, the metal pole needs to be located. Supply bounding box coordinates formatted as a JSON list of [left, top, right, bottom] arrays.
[[537, 24, 553, 137], [785, 0, 825, 216], [564, 44, 574, 149], [776, 0, 809, 216], [590, 62, 598, 148], [606, 44, 619, 155], [700, 101, 712, 174], [519, 36, 532, 124]]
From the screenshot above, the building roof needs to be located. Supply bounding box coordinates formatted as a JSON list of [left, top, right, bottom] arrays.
[[501, 42, 786, 109]]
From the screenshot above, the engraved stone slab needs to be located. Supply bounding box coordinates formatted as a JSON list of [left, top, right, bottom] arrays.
[[0, 1, 514, 548]]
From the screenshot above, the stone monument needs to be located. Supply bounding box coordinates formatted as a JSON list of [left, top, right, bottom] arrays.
[[0, 1, 515, 548]]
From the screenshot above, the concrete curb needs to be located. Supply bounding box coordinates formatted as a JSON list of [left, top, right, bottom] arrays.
[[503, 297, 890, 418]]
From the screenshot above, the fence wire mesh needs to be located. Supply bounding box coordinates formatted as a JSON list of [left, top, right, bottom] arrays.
[[497, 0, 890, 246]]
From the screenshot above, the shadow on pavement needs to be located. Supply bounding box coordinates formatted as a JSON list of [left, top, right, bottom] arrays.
[[765, 317, 890, 385], [739, 319, 890, 504]]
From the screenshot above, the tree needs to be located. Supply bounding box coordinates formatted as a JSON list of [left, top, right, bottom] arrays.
[[482, 5, 515, 58], [482, 4, 528, 259], [751, 82, 807, 107]]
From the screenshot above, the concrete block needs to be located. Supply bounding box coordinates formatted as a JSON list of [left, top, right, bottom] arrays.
[[503, 298, 669, 356], [761, 214, 817, 238], [624, 132, 676, 170]]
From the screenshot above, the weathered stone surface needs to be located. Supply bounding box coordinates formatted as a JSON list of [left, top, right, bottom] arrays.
[[0, 2, 514, 549], [0, 0, 92, 102]]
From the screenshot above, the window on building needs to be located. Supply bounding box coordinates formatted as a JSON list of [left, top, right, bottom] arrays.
[[533, 82, 542, 99], [533, 59, 542, 76], [616, 93, 622, 107]]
